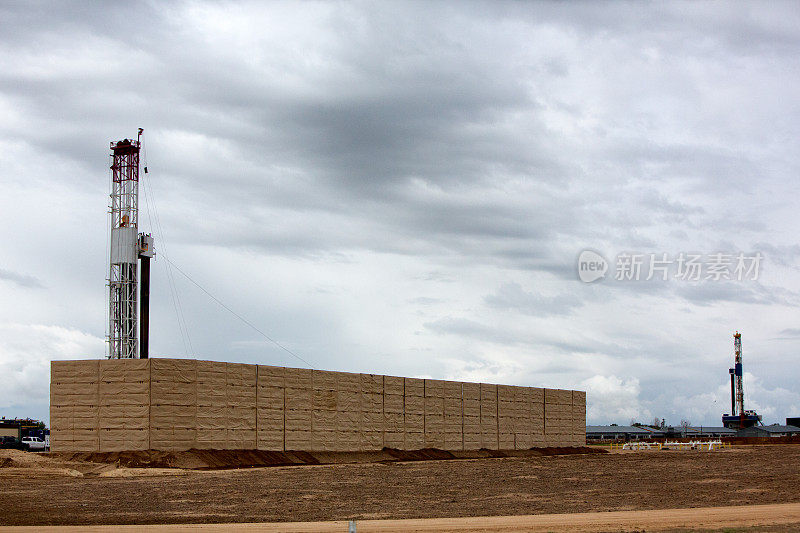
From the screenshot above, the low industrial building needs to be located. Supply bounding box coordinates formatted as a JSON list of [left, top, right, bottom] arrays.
[[587, 425, 737, 441], [0, 418, 47, 440], [738, 424, 800, 438], [0, 419, 22, 439], [586, 425, 664, 441], [680, 426, 736, 439]]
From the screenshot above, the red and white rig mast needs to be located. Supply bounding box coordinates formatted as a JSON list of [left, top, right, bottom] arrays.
[[733, 332, 745, 418], [108, 129, 154, 359], [722, 331, 762, 429]]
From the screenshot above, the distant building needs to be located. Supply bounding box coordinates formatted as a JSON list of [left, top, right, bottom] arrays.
[[787, 417, 800, 428], [586, 425, 665, 441], [738, 424, 800, 438], [0, 418, 46, 440], [0, 420, 22, 440], [682, 426, 737, 439], [586, 425, 737, 441]]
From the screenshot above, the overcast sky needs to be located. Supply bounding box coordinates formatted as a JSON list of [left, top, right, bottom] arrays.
[[1, 1, 798, 427]]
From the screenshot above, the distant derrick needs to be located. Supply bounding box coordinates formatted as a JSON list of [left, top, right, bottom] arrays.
[[722, 332, 761, 429]]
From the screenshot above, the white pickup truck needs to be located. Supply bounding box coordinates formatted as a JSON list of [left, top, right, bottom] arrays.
[[21, 436, 46, 451]]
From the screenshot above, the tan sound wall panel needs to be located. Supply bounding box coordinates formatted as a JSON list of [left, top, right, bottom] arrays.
[[50, 360, 100, 452], [97, 359, 149, 451], [572, 390, 587, 446], [149, 358, 197, 451], [51, 359, 586, 452]]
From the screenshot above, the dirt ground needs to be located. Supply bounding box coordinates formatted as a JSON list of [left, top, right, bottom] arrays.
[[47, 446, 603, 470], [1, 445, 799, 529], [3, 504, 800, 532]]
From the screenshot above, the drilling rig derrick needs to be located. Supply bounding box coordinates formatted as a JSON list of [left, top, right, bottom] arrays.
[[721, 331, 761, 429], [108, 129, 154, 359]]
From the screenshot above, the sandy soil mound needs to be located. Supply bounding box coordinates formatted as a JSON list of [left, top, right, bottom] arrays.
[[0, 449, 87, 477], [48, 446, 603, 470]]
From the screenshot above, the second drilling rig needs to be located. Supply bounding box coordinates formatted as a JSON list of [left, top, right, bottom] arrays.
[[721, 331, 762, 429]]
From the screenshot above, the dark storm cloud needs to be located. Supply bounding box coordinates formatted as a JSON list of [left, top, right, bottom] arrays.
[[424, 317, 520, 346], [674, 281, 798, 307], [3, 0, 780, 275], [0, 268, 44, 289], [423, 316, 600, 356], [484, 282, 582, 316], [421, 316, 618, 361], [753, 242, 800, 268], [1, 1, 795, 271], [20, 13, 572, 250], [776, 328, 800, 339], [0, 1, 579, 274]]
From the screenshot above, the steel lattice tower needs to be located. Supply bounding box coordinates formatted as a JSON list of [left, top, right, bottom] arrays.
[[722, 331, 760, 429], [733, 332, 744, 419], [108, 134, 141, 359]]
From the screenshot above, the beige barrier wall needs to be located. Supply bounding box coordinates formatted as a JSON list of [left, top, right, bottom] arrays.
[[51, 359, 586, 452]]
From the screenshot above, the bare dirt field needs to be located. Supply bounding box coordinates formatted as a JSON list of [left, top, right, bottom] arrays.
[[1, 445, 799, 530], [3, 504, 800, 532]]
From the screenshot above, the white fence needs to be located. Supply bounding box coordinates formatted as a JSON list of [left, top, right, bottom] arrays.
[[610, 440, 730, 451]]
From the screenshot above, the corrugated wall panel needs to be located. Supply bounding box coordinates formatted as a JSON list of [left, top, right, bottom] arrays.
[[50, 359, 586, 452]]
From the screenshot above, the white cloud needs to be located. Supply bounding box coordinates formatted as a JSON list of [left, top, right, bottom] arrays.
[[0, 324, 104, 422], [581, 375, 650, 424], [744, 373, 800, 423]]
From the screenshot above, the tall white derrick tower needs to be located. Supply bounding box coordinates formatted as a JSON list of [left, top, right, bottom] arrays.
[[108, 129, 154, 359]]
